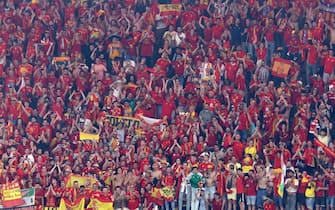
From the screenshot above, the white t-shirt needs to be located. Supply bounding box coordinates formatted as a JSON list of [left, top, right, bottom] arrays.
[[284, 178, 299, 193]]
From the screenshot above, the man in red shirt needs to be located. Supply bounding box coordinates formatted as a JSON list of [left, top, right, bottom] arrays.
[[315, 173, 327, 209], [265, 19, 277, 65], [323, 50, 335, 84], [245, 170, 257, 210], [236, 168, 245, 210], [305, 40, 319, 85]]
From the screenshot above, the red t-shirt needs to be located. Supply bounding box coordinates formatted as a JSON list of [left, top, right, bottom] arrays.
[[303, 147, 316, 166], [212, 198, 223, 210], [256, 48, 267, 60], [298, 179, 308, 194], [327, 180, 335, 196], [245, 177, 257, 196], [306, 44, 318, 65], [212, 24, 224, 40], [236, 175, 245, 194], [225, 62, 238, 82], [324, 56, 335, 74], [216, 172, 226, 196], [238, 112, 249, 130], [127, 191, 140, 210], [316, 180, 325, 197]]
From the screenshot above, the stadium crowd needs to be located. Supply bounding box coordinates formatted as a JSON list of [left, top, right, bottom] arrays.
[[0, 0, 335, 209]]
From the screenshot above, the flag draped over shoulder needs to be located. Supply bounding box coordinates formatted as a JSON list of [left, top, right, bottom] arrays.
[[65, 175, 97, 189], [272, 58, 291, 78], [59, 197, 85, 210], [87, 197, 114, 210], [1, 181, 25, 208]]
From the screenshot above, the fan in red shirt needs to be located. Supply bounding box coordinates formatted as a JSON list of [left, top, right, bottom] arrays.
[[225, 57, 239, 83], [126, 185, 140, 210], [323, 51, 335, 83], [211, 193, 223, 210]]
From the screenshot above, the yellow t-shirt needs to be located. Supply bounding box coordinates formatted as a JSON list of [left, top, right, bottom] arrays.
[[245, 146, 257, 159], [305, 182, 316, 198]]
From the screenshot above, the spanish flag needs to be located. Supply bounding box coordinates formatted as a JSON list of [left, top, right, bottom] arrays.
[[59, 197, 85, 210], [87, 197, 114, 210], [79, 132, 100, 141], [272, 58, 291, 78], [52, 56, 70, 67], [151, 187, 164, 206], [65, 175, 97, 189]]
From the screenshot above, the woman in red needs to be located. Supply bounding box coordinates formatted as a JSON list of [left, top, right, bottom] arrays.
[[256, 42, 267, 62]]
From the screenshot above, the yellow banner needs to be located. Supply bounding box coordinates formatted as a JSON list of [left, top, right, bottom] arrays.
[[159, 4, 182, 15], [79, 132, 100, 141], [66, 175, 97, 189], [87, 198, 114, 210], [2, 182, 22, 201], [1, 181, 25, 208]]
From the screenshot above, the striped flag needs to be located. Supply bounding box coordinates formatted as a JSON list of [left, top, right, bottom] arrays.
[[59, 197, 85, 210]]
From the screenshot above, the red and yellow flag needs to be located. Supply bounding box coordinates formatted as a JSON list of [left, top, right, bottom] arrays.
[[87, 197, 114, 210], [52, 56, 70, 67], [151, 187, 164, 206], [59, 197, 85, 210], [1, 181, 25, 208], [65, 175, 97, 189], [272, 58, 291, 78], [159, 4, 182, 16]]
